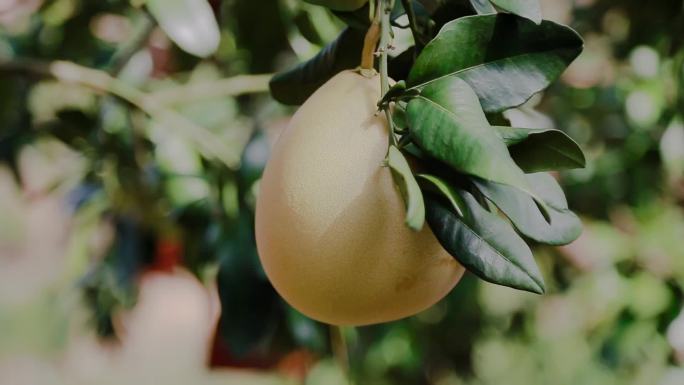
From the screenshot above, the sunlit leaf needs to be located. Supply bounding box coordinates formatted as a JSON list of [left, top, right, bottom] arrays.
[[387, 145, 425, 231]]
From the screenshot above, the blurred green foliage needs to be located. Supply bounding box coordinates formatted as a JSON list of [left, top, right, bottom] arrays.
[[0, 0, 683, 384]]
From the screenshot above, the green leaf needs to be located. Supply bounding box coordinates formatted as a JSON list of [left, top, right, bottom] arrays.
[[469, 0, 496, 14], [490, 0, 542, 24], [406, 77, 531, 193], [387, 146, 425, 231], [379, 81, 407, 107], [269, 28, 365, 105], [392, 103, 409, 132], [494, 126, 586, 172], [146, 0, 220, 58], [406, 14, 583, 112], [416, 174, 464, 217], [425, 191, 545, 294], [472, 173, 582, 245]]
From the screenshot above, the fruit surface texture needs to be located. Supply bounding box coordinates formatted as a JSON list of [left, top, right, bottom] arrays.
[[304, 0, 368, 12], [255, 70, 464, 326]]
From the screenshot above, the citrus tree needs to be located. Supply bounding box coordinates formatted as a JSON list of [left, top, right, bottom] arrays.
[[3, 0, 684, 384]]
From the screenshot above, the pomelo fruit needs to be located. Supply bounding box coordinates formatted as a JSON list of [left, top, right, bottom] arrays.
[[256, 70, 464, 326]]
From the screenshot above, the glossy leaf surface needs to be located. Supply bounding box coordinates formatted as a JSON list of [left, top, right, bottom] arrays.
[[407, 14, 583, 112], [426, 191, 545, 294], [406, 77, 531, 193], [473, 173, 582, 245]]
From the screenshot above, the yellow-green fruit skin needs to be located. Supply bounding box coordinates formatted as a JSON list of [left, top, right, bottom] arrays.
[[304, 0, 368, 11], [255, 70, 465, 326]]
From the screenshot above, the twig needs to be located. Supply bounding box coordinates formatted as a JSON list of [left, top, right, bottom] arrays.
[[145, 74, 272, 106], [379, 0, 397, 147], [330, 326, 350, 372], [0, 58, 270, 169], [107, 10, 156, 75]]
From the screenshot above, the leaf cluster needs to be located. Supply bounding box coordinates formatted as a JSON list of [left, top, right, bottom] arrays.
[[271, 0, 587, 294]]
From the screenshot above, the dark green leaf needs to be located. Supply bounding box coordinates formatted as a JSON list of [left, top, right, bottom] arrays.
[[146, 0, 220, 58], [406, 77, 531, 193], [426, 191, 545, 294], [407, 14, 583, 112], [469, 0, 496, 14], [494, 126, 586, 172], [472, 173, 582, 245], [416, 174, 464, 217], [269, 28, 365, 105], [490, 0, 542, 24], [379, 81, 407, 107], [392, 103, 409, 132], [486, 111, 512, 126], [387, 146, 425, 231]]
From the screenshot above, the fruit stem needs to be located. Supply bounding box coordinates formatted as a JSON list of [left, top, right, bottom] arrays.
[[379, 0, 397, 147], [360, 1, 382, 71], [330, 325, 351, 381], [379, 0, 392, 95]]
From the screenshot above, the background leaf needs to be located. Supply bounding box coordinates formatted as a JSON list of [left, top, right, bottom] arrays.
[[494, 126, 586, 172], [406, 14, 583, 112], [425, 191, 545, 294], [305, 0, 368, 12], [489, 0, 542, 24], [388, 146, 425, 231], [472, 173, 582, 245], [269, 28, 365, 105], [146, 0, 220, 58]]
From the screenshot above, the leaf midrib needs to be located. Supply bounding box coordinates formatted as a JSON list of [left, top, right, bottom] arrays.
[[414, 95, 529, 180], [538, 142, 585, 167]]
